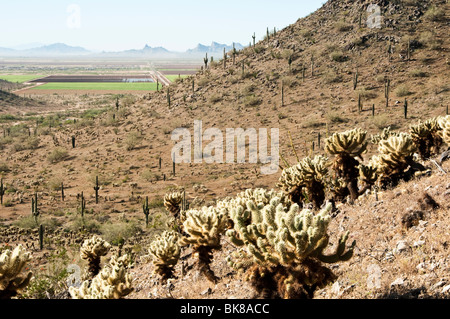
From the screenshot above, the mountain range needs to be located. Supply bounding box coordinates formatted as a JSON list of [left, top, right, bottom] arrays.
[[0, 42, 245, 58]]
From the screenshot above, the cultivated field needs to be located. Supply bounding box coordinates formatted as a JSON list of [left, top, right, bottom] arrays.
[[0, 0, 449, 305]]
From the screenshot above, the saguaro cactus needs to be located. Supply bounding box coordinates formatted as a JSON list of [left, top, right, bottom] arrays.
[[142, 196, 150, 227], [226, 197, 355, 299], [94, 176, 100, 204], [0, 179, 5, 205], [31, 193, 39, 226], [0, 245, 33, 299], [148, 231, 181, 282]]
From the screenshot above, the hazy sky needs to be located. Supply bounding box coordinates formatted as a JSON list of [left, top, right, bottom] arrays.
[[0, 0, 325, 52]]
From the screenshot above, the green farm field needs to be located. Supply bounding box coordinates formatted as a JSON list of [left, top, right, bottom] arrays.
[[0, 74, 46, 83], [164, 74, 190, 82], [32, 82, 159, 91]]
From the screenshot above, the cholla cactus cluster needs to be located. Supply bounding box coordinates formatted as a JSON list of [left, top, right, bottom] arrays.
[[325, 128, 368, 201], [164, 191, 183, 217], [226, 197, 355, 299], [278, 155, 329, 208], [180, 206, 228, 282], [69, 254, 133, 299], [148, 231, 181, 282], [370, 126, 400, 144], [370, 133, 418, 187], [80, 235, 111, 277], [409, 117, 444, 159], [439, 115, 450, 145], [0, 245, 33, 299]]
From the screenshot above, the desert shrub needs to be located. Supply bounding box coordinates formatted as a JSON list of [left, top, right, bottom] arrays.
[[209, 94, 223, 104], [141, 169, 161, 182], [47, 147, 69, 163], [409, 69, 428, 78], [424, 6, 445, 21], [322, 71, 343, 84], [100, 221, 141, 246], [198, 77, 210, 87], [0, 162, 9, 173], [243, 95, 262, 107], [357, 88, 378, 100], [395, 85, 412, 97], [11, 136, 40, 152], [372, 114, 391, 129], [335, 21, 353, 32], [326, 111, 348, 124], [124, 131, 143, 151], [47, 176, 63, 191], [330, 51, 348, 62]]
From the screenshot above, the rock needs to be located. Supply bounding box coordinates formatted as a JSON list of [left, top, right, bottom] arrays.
[[390, 278, 405, 287], [200, 287, 212, 296], [413, 240, 426, 247], [395, 240, 410, 254]]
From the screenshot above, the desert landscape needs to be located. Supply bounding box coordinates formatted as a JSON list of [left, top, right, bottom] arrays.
[[0, 0, 449, 308]]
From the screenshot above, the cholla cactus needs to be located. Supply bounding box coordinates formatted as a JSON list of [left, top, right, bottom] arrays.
[[164, 191, 183, 218], [371, 133, 419, 187], [278, 156, 329, 208], [180, 206, 228, 283], [69, 254, 133, 299], [80, 235, 111, 277], [409, 117, 443, 159], [325, 128, 368, 201], [148, 231, 181, 282], [370, 126, 400, 144], [439, 115, 450, 145], [0, 245, 33, 299], [226, 197, 355, 299], [358, 163, 378, 193]]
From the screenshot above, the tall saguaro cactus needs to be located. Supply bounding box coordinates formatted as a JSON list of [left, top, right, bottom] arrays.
[[0, 179, 5, 205]]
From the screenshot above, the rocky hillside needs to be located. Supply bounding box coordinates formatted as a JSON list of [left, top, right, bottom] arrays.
[[0, 0, 449, 301]]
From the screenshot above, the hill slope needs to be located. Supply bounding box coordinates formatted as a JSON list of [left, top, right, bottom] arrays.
[[0, 0, 449, 300]]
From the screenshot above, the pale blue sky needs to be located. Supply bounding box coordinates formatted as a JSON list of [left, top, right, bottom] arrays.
[[0, 0, 325, 52]]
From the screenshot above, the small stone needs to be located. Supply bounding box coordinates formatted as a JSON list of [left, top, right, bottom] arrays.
[[395, 240, 410, 254], [413, 240, 426, 247], [390, 278, 405, 287], [200, 287, 212, 296]]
